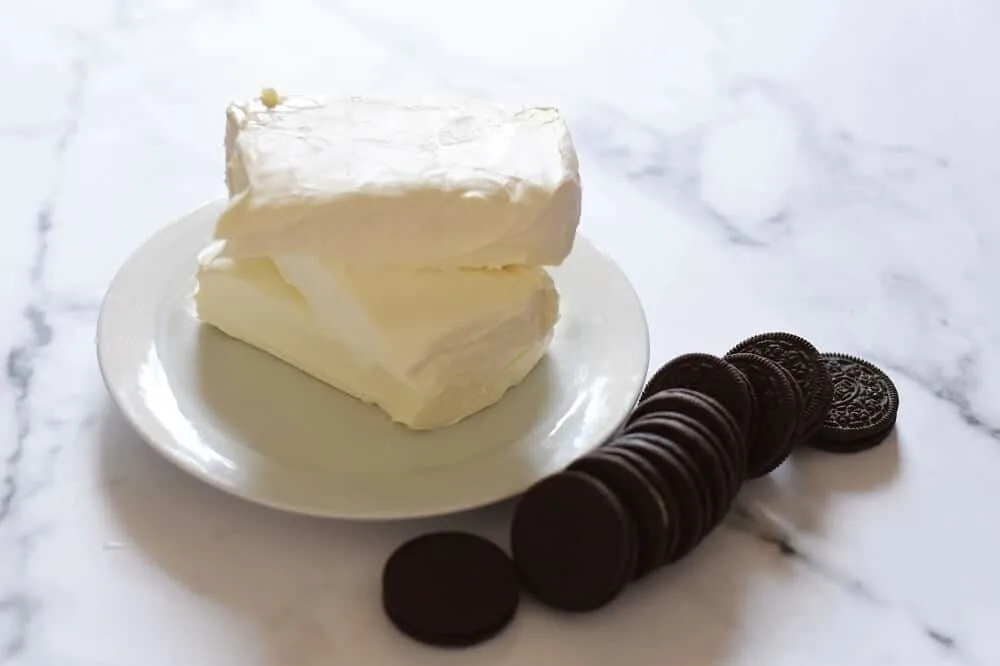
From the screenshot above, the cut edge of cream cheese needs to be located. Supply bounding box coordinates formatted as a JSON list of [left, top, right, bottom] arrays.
[[194, 248, 559, 430], [218, 94, 582, 268], [269, 254, 559, 393]]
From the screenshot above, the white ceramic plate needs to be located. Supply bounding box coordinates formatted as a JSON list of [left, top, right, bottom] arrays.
[[97, 201, 649, 519]]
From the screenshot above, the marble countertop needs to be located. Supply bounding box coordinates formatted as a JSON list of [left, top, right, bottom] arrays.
[[4, 0, 1000, 663]]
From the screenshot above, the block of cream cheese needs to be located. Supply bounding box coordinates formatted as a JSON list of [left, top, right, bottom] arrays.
[[218, 95, 582, 268], [195, 245, 559, 429]]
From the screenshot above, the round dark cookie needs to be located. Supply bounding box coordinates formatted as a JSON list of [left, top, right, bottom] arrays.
[[598, 446, 682, 565], [620, 508, 640, 583], [620, 421, 714, 534], [743, 380, 760, 462], [386, 618, 509, 649], [727, 332, 833, 442], [627, 389, 745, 477], [814, 353, 899, 446], [511, 471, 635, 612], [667, 411, 739, 516], [623, 415, 730, 533], [382, 532, 519, 647], [797, 361, 833, 443], [810, 423, 895, 454], [628, 389, 692, 424], [641, 354, 755, 440], [724, 353, 799, 478], [781, 364, 805, 432], [630, 412, 738, 512], [654, 388, 747, 476], [611, 434, 705, 561], [568, 452, 671, 579]]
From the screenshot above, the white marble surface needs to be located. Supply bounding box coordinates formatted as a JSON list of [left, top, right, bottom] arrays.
[[3, 0, 1000, 663]]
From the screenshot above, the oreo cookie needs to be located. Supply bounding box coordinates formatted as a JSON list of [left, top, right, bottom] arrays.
[[611, 433, 706, 561], [655, 412, 738, 509], [382, 532, 520, 647], [727, 332, 833, 442], [724, 353, 798, 477], [810, 353, 899, 453], [600, 446, 682, 565], [783, 364, 805, 432], [511, 471, 636, 612], [568, 451, 671, 579], [627, 389, 746, 477], [624, 415, 732, 530], [641, 354, 754, 439], [743, 380, 760, 462]]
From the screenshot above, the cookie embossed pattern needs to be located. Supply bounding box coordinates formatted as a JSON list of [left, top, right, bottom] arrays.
[[381, 331, 900, 647], [812, 354, 900, 453]]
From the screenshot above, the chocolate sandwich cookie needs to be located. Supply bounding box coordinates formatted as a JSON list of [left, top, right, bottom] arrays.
[[810, 353, 899, 453], [650, 388, 748, 476], [727, 332, 833, 443], [382, 532, 520, 647], [797, 361, 833, 443], [744, 380, 760, 458], [641, 353, 754, 441], [511, 471, 636, 612], [646, 412, 739, 508], [625, 414, 733, 528], [812, 428, 896, 454], [627, 389, 746, 477], [619, 420, 714, 533], [621, 506, 640, 583], [611, 433, 706, 562], [568, 451, 671, 579], [782, 364, 805, 431], [724, 353, 798, 478], [598, 446, 682, 565]]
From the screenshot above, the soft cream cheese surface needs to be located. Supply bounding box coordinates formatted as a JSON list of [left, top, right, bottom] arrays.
[[218, 96, 582, 268], [195, 248, 558, 429], [270, 254, 559, 392]]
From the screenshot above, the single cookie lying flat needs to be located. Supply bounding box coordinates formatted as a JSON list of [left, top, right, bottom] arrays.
[[382, 532, 519, 647], [810, 353, 899, 453]]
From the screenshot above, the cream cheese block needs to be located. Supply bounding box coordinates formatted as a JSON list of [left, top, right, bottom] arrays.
[[195, 246, 559, 429], [217, 95, 582, 268]]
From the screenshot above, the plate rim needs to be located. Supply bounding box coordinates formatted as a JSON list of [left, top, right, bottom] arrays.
[[96, 200, 649, 520]]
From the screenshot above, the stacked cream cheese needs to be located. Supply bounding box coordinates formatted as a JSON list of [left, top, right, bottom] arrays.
[[195, 91, 582, 429]]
